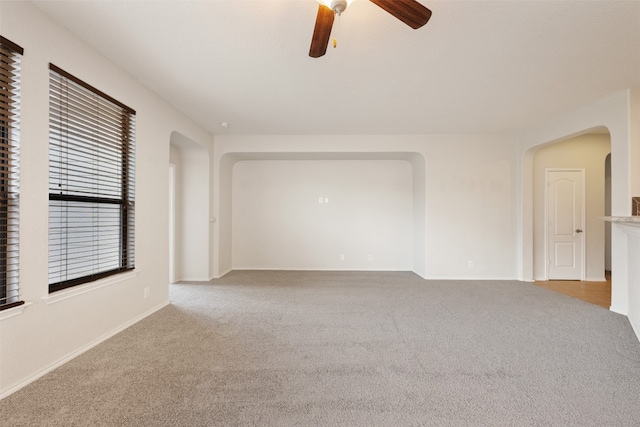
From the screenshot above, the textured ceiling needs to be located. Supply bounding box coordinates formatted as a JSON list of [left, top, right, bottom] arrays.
[[32, 0, 640, 135]]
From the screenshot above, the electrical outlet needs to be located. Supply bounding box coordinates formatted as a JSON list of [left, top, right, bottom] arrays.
[[340, 254, 345, 261], [144, 287, 150, 298], [368, 254, 373, 261], [468, 261, 473, 268]]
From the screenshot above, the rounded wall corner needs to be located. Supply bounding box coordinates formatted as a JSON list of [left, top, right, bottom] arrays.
[[170, 130, 209, 155]]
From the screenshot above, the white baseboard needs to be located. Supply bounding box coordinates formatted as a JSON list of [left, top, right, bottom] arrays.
[[629, 315, 640, 344], [422, 276, 520, 281], [0, 300, 169, 400], [212, 268, 232, 279], [610, 305, 628, 316], [533, 277, 608, 282], [179, 276, 210, 282]]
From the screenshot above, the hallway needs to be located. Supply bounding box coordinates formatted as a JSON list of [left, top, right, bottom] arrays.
[[535, 272, 612, 309]]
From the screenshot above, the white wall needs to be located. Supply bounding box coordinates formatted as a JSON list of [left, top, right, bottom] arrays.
[[630, 88, 640, 337], [232, 160, 413, 271], [410, 154, 427, 277], [424, 139, 518, 279], [169, 146, 183, 282], [0, 2, 214, 398], [213, 135, 518, 280], [170, 132, 211, 281], [605, 154, 612, 271], [532, 134, 611, 281]]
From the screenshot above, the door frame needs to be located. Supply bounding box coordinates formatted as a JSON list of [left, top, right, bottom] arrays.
[[544, 168, 586, 281], [169, 163, 176, 284]]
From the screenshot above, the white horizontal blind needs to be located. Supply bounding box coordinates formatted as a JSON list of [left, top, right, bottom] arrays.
[[0, 37, 22, 310], [48, 64, 135, 293]]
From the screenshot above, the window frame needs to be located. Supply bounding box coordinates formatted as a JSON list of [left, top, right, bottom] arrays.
[[48, 64, 135, 293], [0, 36, 23, 311]]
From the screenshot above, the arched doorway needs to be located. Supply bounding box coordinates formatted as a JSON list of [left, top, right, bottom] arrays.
[[531, 131, 611, 306]]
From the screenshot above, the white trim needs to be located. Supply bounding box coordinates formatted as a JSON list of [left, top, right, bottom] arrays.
[[0, 301, 33, 321], [169, 163, 176, 284], [43, 270, 139, 305], [179, 276, 211, 282], [420, 276, 521, 281], [225, 269, 519, 281], [610, 305, 628, 316], [585, 276, 607, 282], [544, 169, 549, 280], [629, 315, 640, 343], [580, 166, 587, 281], [211, 267, 233, 280], [0, 299, 169, 400]]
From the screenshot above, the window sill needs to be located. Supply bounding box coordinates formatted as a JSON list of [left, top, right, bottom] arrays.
[[43, 270, 139, 305], [0, 301, 33, 321]]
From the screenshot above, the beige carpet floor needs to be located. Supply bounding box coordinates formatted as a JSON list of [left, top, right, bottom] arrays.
[[1, 270, 640, 426]]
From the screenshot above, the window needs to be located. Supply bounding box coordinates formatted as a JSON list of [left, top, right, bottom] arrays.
[[0, 37, 22, 311], [48, 64, 135, 293]]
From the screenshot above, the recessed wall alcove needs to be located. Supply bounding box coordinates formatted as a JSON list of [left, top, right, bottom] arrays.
[[214, 152, 426, 278]]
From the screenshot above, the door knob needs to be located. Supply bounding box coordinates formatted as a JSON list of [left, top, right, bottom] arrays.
[[576, 229, 583, 233]]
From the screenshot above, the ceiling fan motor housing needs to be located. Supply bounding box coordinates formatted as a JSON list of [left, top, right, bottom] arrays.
[[331, 0, 348, 14]]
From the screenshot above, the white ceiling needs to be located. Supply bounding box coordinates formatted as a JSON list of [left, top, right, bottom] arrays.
[[31, 0, 640, 135]]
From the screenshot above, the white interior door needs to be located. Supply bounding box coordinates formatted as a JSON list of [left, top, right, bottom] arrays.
[[546, 169, 585, 280]]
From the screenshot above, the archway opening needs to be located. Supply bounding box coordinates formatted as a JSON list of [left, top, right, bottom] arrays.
[[169, 131, 211, 282], [531, 129, 611, 307]]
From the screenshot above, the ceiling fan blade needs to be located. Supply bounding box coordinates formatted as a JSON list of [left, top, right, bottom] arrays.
[[309, 5, 335, 58], [369, 0, 432, 29]]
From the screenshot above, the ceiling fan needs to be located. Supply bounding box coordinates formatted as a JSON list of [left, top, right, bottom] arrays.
[[309, 0, 432, 58]]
